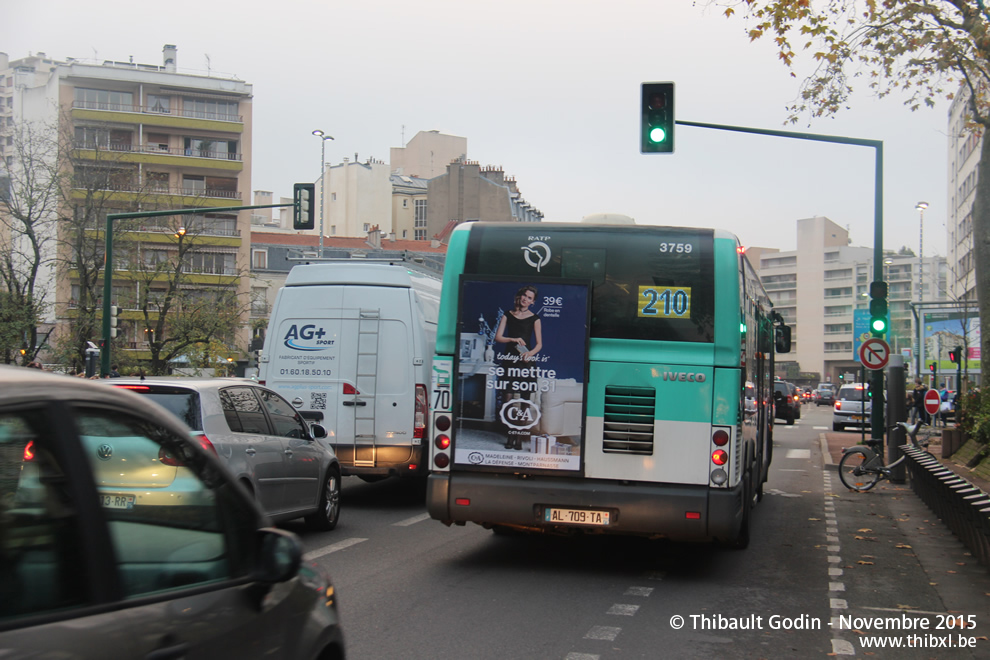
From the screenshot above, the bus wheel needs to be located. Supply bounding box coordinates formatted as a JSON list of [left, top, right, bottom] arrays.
[[724, 474, 752, 550]]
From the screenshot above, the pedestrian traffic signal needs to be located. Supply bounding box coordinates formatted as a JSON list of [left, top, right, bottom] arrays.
[[293, 183, 315, 230], [949, 345, 962, 364], [839, 374, 844, 380], [641, 82, 674, 153]]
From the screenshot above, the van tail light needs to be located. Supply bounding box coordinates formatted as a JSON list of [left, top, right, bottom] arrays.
[[258, 380, 265, 385], [343, 383, 359, 395], [413, 384, 427, 439], [159, 434, 217, 466], [23, 440, 34, 462]]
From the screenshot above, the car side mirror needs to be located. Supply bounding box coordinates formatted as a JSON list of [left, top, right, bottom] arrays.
[[309, 423, 328, 439], [255, 528, 302, 584]]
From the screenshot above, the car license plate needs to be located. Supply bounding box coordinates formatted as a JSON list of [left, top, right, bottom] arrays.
[[544, 507, 610, 526], [101, 494, 135, 510], [851, 415, 863, 421]]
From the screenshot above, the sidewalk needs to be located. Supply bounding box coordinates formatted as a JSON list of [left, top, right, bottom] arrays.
[[820, 429, 990, 658], [821, 428, 990, 494]]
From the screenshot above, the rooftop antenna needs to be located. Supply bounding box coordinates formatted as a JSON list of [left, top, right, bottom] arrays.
[[401, 124, 405, 147], [205, 53, 211, 75]]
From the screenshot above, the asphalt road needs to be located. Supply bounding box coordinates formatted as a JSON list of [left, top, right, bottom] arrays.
[[287, 405, 990, 659]]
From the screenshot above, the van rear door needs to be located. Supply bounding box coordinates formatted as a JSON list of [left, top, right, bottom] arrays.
[[341, 286, 414, 468]]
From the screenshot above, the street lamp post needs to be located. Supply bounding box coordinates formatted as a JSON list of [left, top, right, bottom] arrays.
[[915, 201, 928, 378], [312, 130, 334, 254]]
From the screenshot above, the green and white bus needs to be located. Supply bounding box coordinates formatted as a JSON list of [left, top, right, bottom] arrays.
[[426, 219, 790, 547]]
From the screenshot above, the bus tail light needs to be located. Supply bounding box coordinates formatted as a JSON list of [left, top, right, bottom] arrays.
[[711, 449, 728, 466], [434, 453, 450, 468], [712, 430, 729, 446], [435, 434, 450, 450], [413, 384, 427, 439]]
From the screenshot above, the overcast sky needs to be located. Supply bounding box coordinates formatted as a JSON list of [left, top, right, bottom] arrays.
[[5, 0, 951, 255]]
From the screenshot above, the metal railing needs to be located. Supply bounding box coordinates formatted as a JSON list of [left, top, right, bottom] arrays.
[[901, 444, 990, 567], [73, 141, 242, 161], [71, 182, 241, 200], [72, 101, 242, 122]]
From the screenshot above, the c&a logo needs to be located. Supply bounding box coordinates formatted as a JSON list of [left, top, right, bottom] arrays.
[[283, 324, 335, 351], [499, 399, 542, 430]]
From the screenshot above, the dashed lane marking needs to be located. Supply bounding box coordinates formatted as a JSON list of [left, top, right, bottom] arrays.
[[303, 537, 368, 561], [393, 512, 430, 526]]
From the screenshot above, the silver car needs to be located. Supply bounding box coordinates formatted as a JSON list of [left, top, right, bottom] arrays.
[[0, 365, 345, 658], [110, 377, 341, 530]]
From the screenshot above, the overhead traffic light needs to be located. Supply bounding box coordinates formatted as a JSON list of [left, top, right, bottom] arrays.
[[868, 280, 888, 336], [641, 82, 674, 153], [949, 345, 963, 364], [929, 363, 936, 375], [293, 183, 315, 230]]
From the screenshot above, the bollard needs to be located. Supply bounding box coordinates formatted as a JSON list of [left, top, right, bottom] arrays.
[[886, 355, 907, 483]]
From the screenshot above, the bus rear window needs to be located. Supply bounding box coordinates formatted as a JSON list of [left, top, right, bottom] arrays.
[[464, 224, 715, 342]]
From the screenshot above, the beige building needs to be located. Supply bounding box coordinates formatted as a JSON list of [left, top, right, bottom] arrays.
[[0, 45, 254, 361], [390, 129, 466, 179]]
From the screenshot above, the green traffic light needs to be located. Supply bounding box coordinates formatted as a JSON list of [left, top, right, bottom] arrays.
[[870, 317, 887, 333], [649, 127, 667, 143]]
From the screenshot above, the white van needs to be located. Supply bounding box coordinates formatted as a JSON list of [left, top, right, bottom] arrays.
[[260, 261, 441, 480]]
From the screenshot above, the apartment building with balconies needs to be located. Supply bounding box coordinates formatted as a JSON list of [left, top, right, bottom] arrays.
[[1, 45, 253, 362], [756, 216, 947, 383]]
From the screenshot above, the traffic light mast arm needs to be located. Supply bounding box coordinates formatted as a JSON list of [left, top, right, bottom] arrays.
[[674, 118, 886, 442]]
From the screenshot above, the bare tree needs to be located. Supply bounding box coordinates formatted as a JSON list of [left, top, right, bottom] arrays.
[[0, 119, 61, 364], [128, 216, 245, 375]]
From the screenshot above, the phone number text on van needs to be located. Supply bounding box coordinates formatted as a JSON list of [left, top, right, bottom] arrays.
[[279, 368, 334, 377]]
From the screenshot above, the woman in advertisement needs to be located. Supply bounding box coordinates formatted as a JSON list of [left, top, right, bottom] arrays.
[[494, 285, 543, 449]]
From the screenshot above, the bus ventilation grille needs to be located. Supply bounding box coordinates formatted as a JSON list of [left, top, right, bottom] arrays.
[[603, 386, 655, 455]]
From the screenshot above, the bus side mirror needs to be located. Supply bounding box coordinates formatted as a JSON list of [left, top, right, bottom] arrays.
[[775, 325, 792, 354]]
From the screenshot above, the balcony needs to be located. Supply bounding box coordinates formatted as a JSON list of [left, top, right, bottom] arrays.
[[72, 100, 242, 122], [71, 181, 242, 202], [73, 141, 243, 163]]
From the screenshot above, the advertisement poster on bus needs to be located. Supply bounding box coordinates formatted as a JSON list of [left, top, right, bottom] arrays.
[[453, 277, 590, 472]]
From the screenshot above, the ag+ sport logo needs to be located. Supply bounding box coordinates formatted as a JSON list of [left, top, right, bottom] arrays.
[[283, 324, 336, 352]]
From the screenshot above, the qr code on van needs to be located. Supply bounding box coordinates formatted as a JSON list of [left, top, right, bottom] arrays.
[[311, 392, 327, 410]]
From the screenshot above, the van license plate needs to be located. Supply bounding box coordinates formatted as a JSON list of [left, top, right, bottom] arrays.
[[101, 494, 135, 510], [544, 508, 609, 526]]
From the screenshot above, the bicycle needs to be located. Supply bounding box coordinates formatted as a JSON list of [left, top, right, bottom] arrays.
[[838, 421, 933, 492]]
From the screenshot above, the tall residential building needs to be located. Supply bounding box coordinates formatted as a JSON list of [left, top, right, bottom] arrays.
[[757, 216, 947, 383], [947, 89, 979, 303], [1, 46, 254, 361]]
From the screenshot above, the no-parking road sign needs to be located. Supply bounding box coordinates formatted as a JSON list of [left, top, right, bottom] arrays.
[[858, 337, 890, 370]]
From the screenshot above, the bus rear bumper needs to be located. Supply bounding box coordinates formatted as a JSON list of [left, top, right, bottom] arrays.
[[426, 472, 745, 542]]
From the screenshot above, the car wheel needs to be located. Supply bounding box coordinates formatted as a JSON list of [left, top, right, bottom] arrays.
[[306, 466, 341, 531], [832, 423, 842, 432], [786, 413, 795, 426]]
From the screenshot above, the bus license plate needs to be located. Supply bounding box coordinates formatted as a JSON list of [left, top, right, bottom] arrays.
[[545, 508, 610, 526], [101, 494, 135, 510]]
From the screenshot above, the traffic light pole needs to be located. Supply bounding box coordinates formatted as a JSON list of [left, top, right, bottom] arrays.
[[100, 202, 294, 377], [676, 120, 886, 442]]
